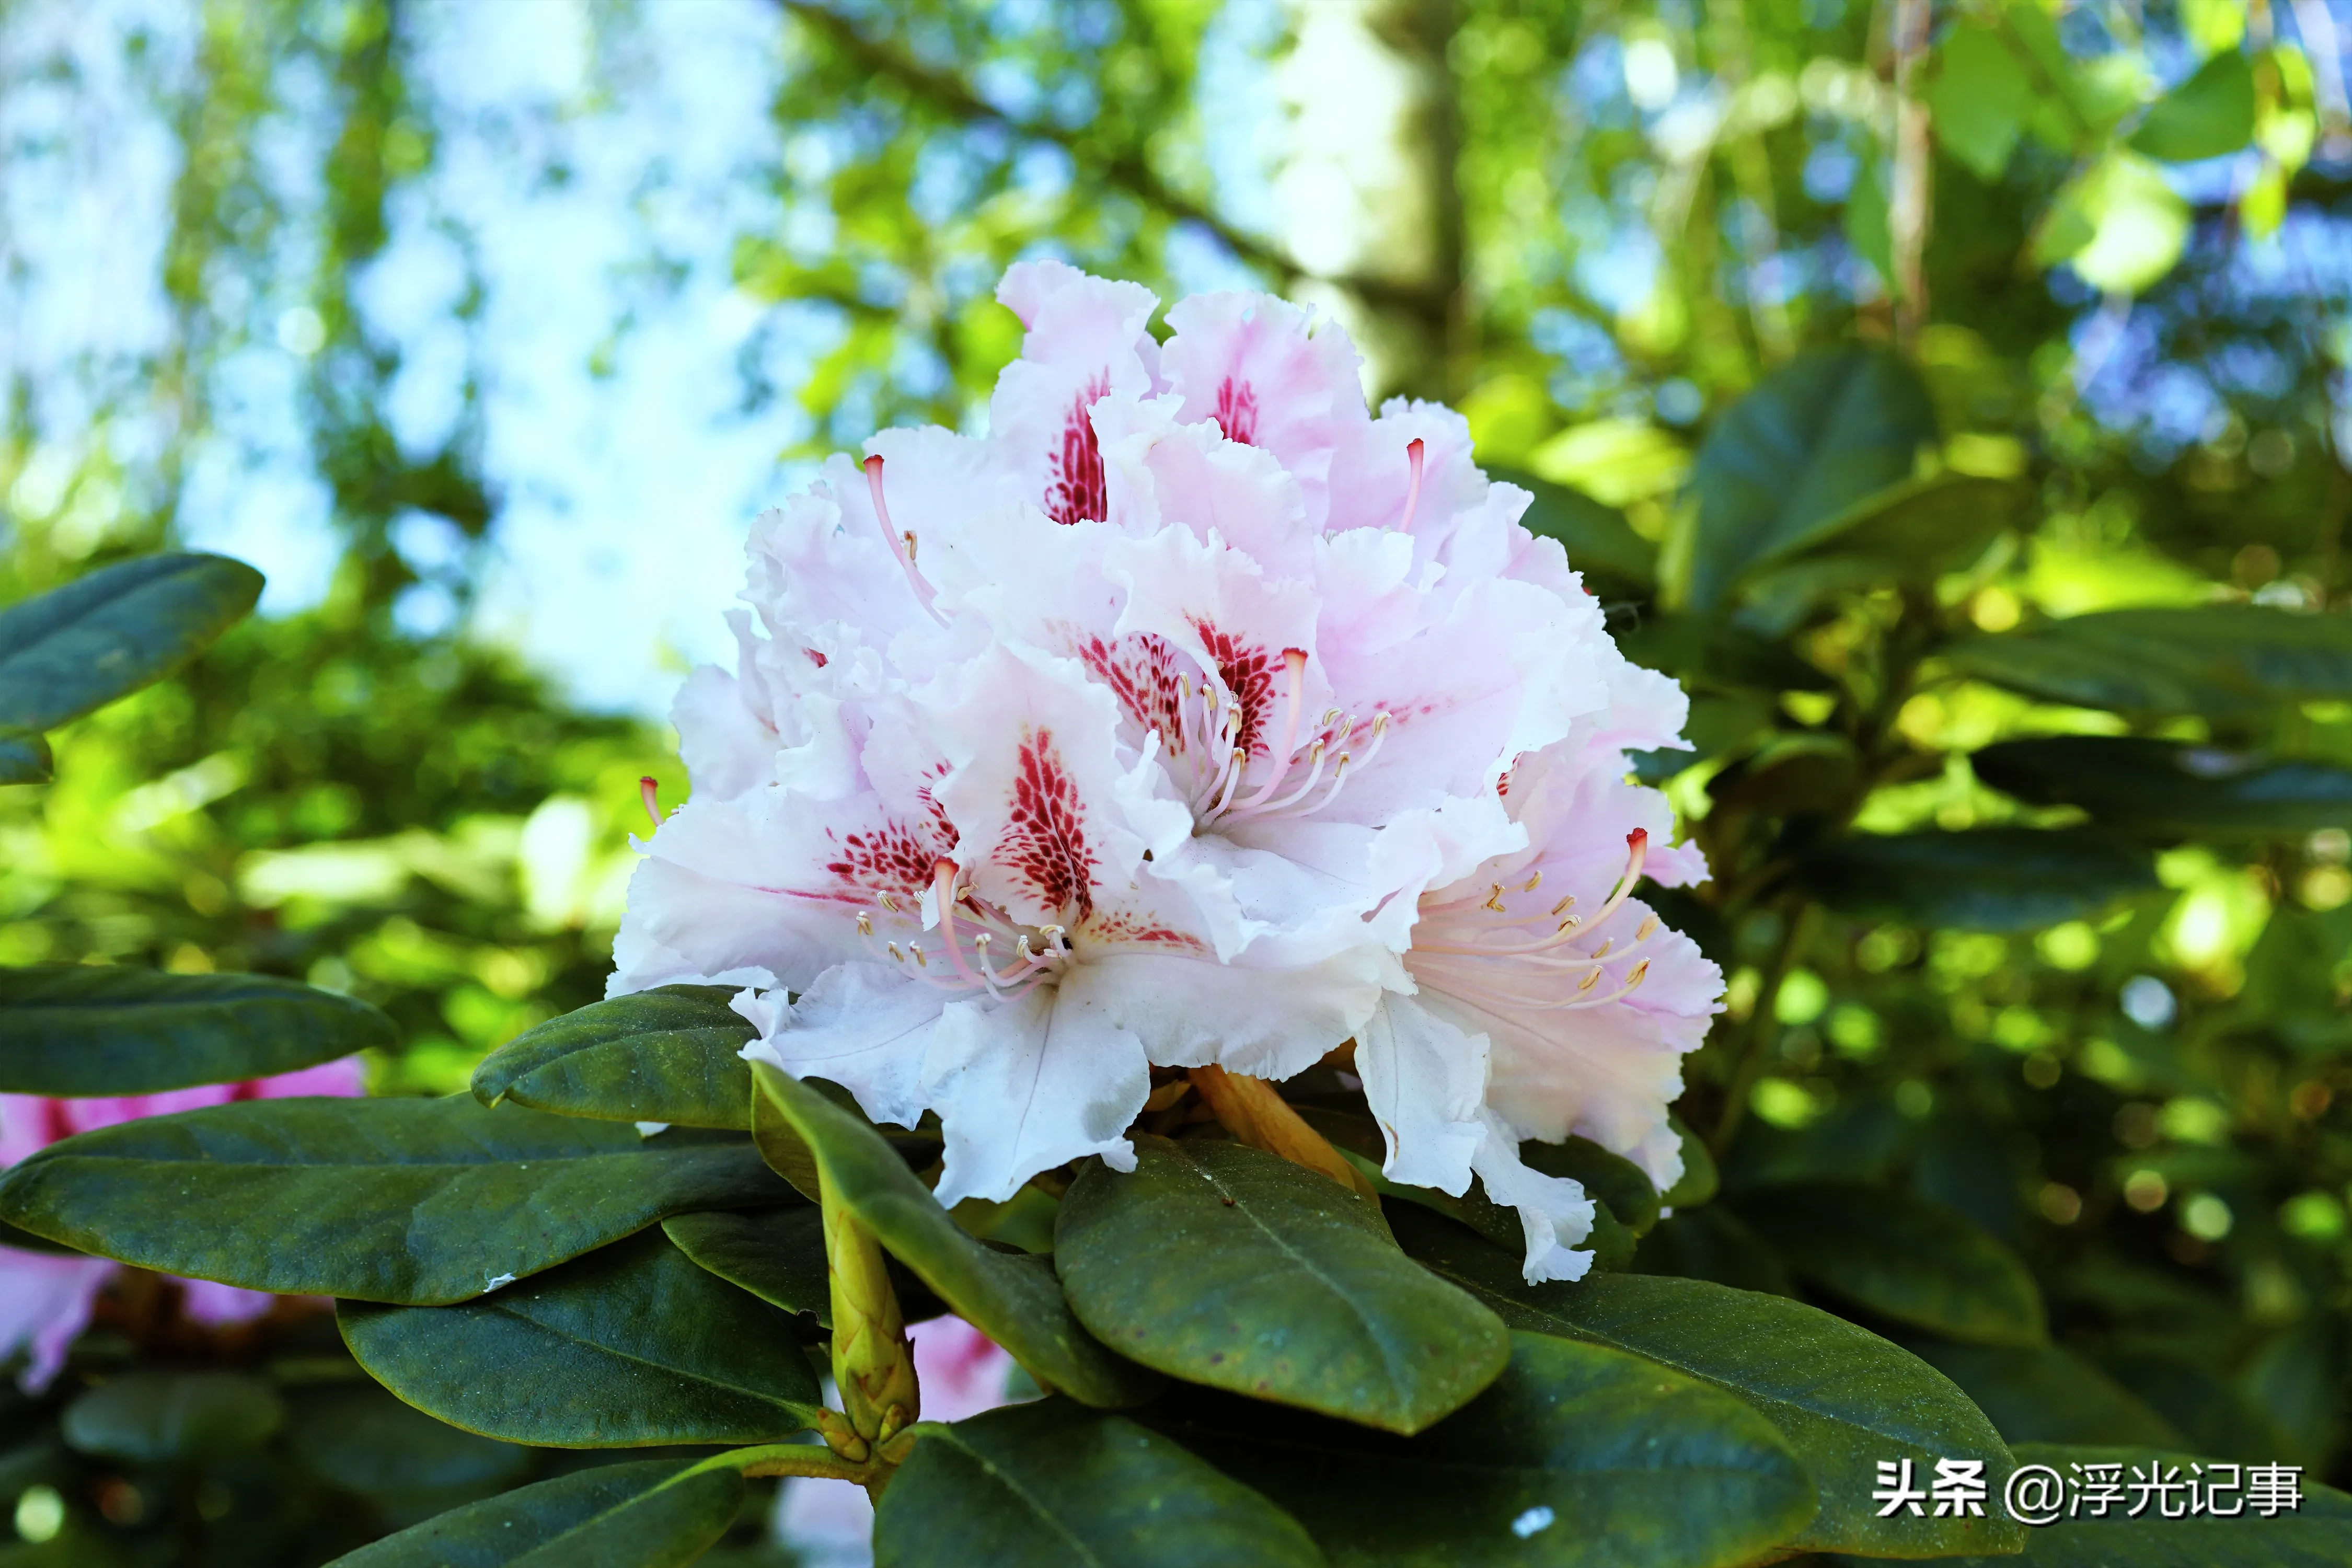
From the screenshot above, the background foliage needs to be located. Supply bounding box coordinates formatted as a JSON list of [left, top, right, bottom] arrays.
[[6, 0, 2352, 1563]]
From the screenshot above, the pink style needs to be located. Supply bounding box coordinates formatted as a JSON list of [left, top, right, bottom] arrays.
[[0, 1057, 366, 1389]]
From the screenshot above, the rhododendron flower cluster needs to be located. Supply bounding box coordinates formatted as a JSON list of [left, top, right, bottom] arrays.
[[0, 1059, 364, 1388], [614, 261, 1723, 1282]]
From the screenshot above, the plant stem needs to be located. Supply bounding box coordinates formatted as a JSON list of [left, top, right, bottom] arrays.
[[1709, 900, 1816, 1156], [1189, 1064, 1380, 1200]]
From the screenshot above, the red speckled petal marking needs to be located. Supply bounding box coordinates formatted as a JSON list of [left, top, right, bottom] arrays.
[[1191, 620, 1279, 757], [1213, 376, 1260, 445], [999, 728, 1098, 920], [827, 818, 954, 900], [1046, 373, 1110, 526], [1072, 630, 1189, 752]]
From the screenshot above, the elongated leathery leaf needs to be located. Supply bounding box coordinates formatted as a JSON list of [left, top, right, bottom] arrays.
[[327, 1458, 743, 1568], [1945, 606, 2352, 717], [0, 552, 262, 732], [1733, 1180, 2048, 1347], [1929, 1444, 2352, 1567], [661, 1204, 831, 1321], [0, 965, 395, 1096], [63, 1371, 284, 1462], [1975, 736, 2352, 839], [753, 1064, 1156, 1408], [1800, 827, 2158, 932], [1142, 1331, 1817, 1568], [0, 1095, 790, 1302], [340, 1229, 823, 1447], [1680, 347, 1936, 612], [1899, 1339, 2186, 1450], [287, 1384, 531, 1499], [473, 985, 754, 1129], [1394, 1207, 2021, 1559], [1056, 1135, 1509, 1435], [875, 1401, 1325, 1568]]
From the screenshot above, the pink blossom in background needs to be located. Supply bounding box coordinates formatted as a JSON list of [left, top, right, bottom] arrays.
[[0, 1054, 367, 1389], [772, 1315, 1021, 1565]]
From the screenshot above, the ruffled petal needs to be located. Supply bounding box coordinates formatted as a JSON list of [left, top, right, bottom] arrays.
[[1356, 994, 1488, 1195], [737, 964, 947, 1130], [1158, 290, 1368, 531], [1053, 943, 1390, 1081], [921, 984, 1149, 1207], [1469, 1110, 1596, 1285]]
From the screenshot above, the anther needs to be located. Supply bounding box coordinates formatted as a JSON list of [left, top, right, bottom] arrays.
[[1636, 914, 1660, 942], [879, 892, 902, 914], [1577, 969, 1601, 992], [638, 777, 662, 832], [1482, 884, 1506, 913], [887, 942, 904, 962], [1593, 939, 1613, 959], [912, 947, 928, 968], [1627, 959, 1651, 989], [856, 912, 874, 936], [1522, 871, 1542, 892], [902, 529, 918, 563], [1551, 894, 1576, 917]]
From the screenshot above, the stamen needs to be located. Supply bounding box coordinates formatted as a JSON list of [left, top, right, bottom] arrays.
[[1577, 969, 1601, 991], [1482, 884, 1507, 913], [931, 858, 988, 988], [1397, 437, 1426, 534], [1522, 871, 1542, 892], [1236, 648, 1310, 809], [863, 455, 945, 621], [638, 777, 662, 832], [1551, 894, 1576, 917], [1636, 914, 1659, 942], [856, 912, 873, 937], [879, 892, 902, 914]]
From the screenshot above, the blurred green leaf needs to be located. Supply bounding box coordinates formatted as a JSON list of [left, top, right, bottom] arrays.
[[660, 1204, 829, 1322], [1974, 737, 2352, 838], [754, 1064, 1156, 1408], [1732, 1181, 2048, 1346], [0, 729, 51, 785], [1662, 1118, 1718, 1210], [0, 1097, 789, 1303], [1635, 1205, 1797, 1297], [340, 1229, 823, 1447], [0, 965, 394, 1095], [472, 985, 755, 1130], [0, 553, 262, 732], [1928, 1443, 2352, 1566], [1057, 1136, 1509, 1435], [2130, 50, 2258, 163], [1800, 828, 2158, 931], [1678, 348, 1936, 612], [328, 1458, 743, 1568], [1930, 24, 2035, 181], [1901, 1340, 2187, 1449], [62, 1371, 284, 1462], [1396, 1208, 2021, 1559], [1944, 607, 2352, 714], [874, 1402, 1325, 1568], [1142, 1330, 1818, 1568], [289, 1384, 532, 1500]]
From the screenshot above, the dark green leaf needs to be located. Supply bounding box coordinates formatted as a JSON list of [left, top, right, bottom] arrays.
[[1143, 1330, 1817, 1568], [0, 730, 51, 786], [1974, 736, 2352, 838], [1680, 348, 1936, 612], [1395, 1208, 2021, 1559], [1495, 467, 1657, 592], [1056, 1135, 1509, 1434], [1731, 1181, 2048, 1346], [1802, 472, 2018, 570], [1926, 1443, 2352, 1567], [1707, 732, 1863, 818], [754, 1065, 1156, 1408], [1523, 1137, 1659, 1232], [2130, 50, 2258, 162], [0, 553, 263, 732], [1901, 1340, 2186, 1449], [288, 1384, 532, 1498], [0, 1096, 790, 1303], [472, 985, 754, 1130], [0, 965, 395, 1096], [660, 1205, 829, 1321], [1800, 828, 2158, 931], [61, 1371, 284, 1461], [340, 1229, 822, 1447], [874, 1401, 1324, 1568], [327, 1458, 744, 1568], [1946, 607, 2352, 715]]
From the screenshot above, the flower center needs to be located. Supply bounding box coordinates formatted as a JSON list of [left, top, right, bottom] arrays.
[[1408, 830, 1662, 1012]]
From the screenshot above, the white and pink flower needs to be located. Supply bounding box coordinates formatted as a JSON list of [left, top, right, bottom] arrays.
[[0, 1058, 366, 1389], [616, 260, 1722, 1282]]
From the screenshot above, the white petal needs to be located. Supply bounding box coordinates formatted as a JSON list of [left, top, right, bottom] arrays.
[[738, 964, 947, 1129], [1470, 1109, 1596, 1285], [1357, 995, 1488, 1195], [921, 984, 1150, 1206], [1054, 944, 1390, 1082]]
